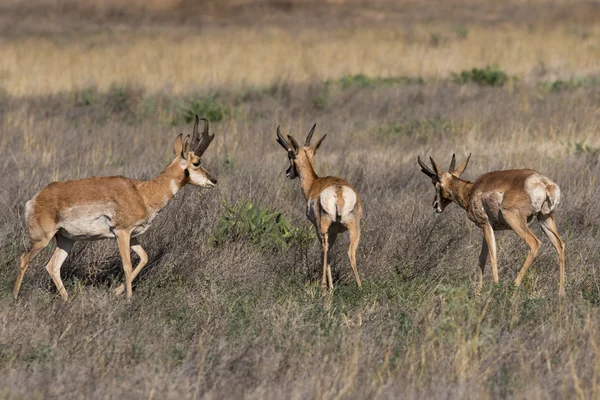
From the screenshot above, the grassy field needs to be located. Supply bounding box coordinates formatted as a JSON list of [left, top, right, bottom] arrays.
[[2, 1, 600, 398]]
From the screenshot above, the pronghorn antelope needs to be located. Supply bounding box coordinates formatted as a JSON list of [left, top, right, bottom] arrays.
[[14, 116, 217, 301], [276, 124, 362, 294], [418, 154, 566, 296]]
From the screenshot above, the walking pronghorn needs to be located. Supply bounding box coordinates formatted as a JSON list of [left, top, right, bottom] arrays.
[[276, 124, 362, 294], [418, 154, 566, 296], [14, 116, 217, 301]]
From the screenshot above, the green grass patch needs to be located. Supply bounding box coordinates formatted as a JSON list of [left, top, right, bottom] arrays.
[[538, 77, 600, 92], [336, 74, 424, 90], [171, 95, 232, 124], [211, 200, 315, 251], [451, 65, 510, 87]]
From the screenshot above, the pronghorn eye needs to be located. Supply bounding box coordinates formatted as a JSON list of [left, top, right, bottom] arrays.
[[192, 161, 200, 167]]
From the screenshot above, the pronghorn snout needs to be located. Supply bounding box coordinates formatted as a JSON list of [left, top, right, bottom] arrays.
[[205, 176, 217, 188]]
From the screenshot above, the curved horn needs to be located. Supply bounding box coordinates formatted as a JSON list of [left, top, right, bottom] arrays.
[[194, 116, 215, 157], [304, 123, 317, 147], [418, 156, 437, 179], [276, 126, 290, 151]]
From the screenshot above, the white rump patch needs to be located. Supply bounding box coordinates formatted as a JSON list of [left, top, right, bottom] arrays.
[[525, 173, 559, 214], [340, 187, 357, 223], [24, 195, 37, 224], [319, 187, 338, 220]]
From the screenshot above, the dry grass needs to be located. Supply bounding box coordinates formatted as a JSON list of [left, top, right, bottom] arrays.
[[2, 1, 600, 398], [3, 24, 600, 97]]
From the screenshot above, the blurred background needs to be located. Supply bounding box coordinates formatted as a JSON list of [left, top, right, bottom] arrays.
[[1, 1, 600, 399]]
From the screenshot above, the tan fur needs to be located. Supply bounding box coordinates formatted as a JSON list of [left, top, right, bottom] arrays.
[[278, 127, 363, 294], [419, 156, 565, 296], [14, 122, 217, 302]]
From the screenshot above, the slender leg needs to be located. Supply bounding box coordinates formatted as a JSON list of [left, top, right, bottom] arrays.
[[114, 238, 149, 296], [539, 214, 566, 296], [503, 211, 541, 287], [45, 234, 74, 301], [321, 233, 329, 295], [326, 232, 338, 291], [115, 230, 134, 300], [476, 236, 489, 294], [347, 219, 362, 288], [482, 223, 499, 283], [13, 234, 55, 300]]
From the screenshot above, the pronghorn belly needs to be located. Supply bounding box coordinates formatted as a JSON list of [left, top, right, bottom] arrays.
[[58, 204, 116, 241]]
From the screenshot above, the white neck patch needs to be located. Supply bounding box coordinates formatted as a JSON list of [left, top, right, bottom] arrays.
[[170, 180, 180, 195]]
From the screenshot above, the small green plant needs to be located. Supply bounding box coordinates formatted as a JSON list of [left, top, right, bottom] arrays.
[[538, 77, 599, 92], [75, 87, 98, 106], [313, 93, 328, 110], [211, 200, 315, 250], [429, 31, 442, 47], [453, 26, 469, 39], [337, 74, 424, 90], [451, 65, 510, 87], [376, 116, 453, 140], [172, 95, 231, 125], [107, 84, 130, 112], [565, 140, 600, 157]]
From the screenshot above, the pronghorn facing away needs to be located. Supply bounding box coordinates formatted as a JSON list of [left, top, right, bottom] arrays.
[[276, 124, 362, 294], [14, 116, 217, 301], [418, 154, 566, 296]]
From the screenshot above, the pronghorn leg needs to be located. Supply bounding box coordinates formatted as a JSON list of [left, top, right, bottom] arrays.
[[114, 238, 148, 296], [320, 233, 329, 296], [116, 230, 134, 300], [326, 232, 338, 291], [476, 236, 488, 295], [539, 214, 566, 296], [13, 235, 53, 300], [503, 211, 541, 288], [347, 219, 362, 289], [482, 223, 498, 284], [45, 234, 74, 301]]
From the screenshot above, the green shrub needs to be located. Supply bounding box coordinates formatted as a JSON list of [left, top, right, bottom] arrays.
[[211, 200, 315, 250], [337, 74, 424, 90], [376, 116, 453, 140], [172, 95, 231, 125], [451, 65, 509, 87], [538, 77, 599, 92]]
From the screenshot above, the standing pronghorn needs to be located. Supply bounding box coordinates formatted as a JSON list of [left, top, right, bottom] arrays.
[[418, 154, 566, 296], [276, 124, 362, 294], [14, 116, 217, 301]]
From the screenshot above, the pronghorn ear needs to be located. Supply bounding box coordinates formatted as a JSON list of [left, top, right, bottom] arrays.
[[312, 134, 327, 154], [287, 135, 300, 153], [452, 153, 471, 177], [173, 134, 184, 155], [182, 135, 191, 158]]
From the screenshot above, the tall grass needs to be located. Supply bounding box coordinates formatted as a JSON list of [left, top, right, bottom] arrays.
[[1, 79, 600, 398]]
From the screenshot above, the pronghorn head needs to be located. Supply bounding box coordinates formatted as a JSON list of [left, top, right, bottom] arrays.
[[276, 123, 326, 180], [174, 115, 217, 188], [418, 153, 471, 213]]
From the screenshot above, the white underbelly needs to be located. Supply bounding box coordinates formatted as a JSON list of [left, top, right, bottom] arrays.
[[58, 204, 116, 241]]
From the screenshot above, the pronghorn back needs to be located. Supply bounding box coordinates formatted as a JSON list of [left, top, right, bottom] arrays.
[[471, 169, 560, 216]]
